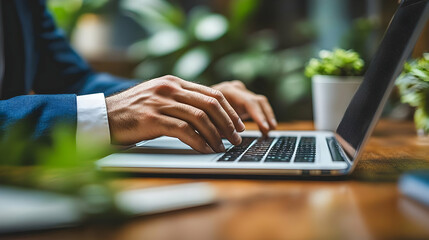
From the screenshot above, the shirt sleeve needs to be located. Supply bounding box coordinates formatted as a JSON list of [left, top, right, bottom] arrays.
[[76, 93, 110, 150]]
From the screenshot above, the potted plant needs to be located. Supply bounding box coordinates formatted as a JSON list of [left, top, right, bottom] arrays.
[[305, 48, 365, 131], [396, 53, 429, 137]]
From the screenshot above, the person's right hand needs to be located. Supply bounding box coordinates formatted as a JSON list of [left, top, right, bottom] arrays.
[[105, 75, 246, 153]]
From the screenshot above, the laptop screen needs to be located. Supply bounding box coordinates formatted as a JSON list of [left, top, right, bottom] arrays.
[[336, 0, 429, 160]]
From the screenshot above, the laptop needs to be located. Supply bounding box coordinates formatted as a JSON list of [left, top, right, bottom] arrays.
[[97, 0, 429, 176]]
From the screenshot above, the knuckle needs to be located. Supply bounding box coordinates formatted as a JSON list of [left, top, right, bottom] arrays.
[[163, 75, 179, 82], [155, 81, 177, 93], [233, 80, 245, 87], [206, 97, 220, 109], [194, 110, 207, 121], [211, 89, 224, 100], [251, 96, 259, 104], [177, 121, 190, 131], [257, 95, 268, 101]]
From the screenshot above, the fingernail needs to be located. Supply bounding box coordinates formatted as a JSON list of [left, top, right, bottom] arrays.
[[232, 130, 242, 145], [271, 118, 277, 127], [218, 143, 226, 152], [262, 121, 270, 130], [237, 118, 246, 132]]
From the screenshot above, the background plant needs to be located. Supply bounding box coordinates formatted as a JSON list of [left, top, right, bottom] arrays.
[[47, 0, 385, 121], [305, 48, 365, 78], [48, 0, 109, 35], [396, 53, 429, 134], [120, 0, 314, 120]]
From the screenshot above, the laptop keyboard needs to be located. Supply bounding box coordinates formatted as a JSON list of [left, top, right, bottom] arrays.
[[294, 137, 316, 163], [217, 137, 256, 162], [239, 137, 275, 162], [217, 136, 316, 163], [265, 137, 297, 162]]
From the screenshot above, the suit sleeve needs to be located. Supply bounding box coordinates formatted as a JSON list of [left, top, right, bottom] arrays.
[[1, 0, 138, 142], [0, 95, 76, 141]]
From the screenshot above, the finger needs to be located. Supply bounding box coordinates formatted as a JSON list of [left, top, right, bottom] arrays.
[[174, 89, 242, 146], [159, 116, 215, 154], [179, 80, 246, 132], [244, 99, 270, 135], [238, 112, 250, 120], [257, 95, 277, 129], [160, 102, 225, 153]]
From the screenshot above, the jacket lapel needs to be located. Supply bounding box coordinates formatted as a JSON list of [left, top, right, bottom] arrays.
[[13, 0, 34, 95], [1, 0, 25, 99]]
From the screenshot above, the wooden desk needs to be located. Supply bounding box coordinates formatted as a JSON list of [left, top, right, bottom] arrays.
[[6, 120, 429, 240]]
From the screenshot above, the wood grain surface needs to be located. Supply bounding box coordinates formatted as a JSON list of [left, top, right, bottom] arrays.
[[5, 120, 429, 240]]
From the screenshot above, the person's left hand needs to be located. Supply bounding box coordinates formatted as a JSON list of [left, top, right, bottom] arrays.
[[212, 80, 277, 135]]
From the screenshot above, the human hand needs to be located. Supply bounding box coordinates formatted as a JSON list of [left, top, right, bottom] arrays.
[[105, 75, 245, 153], [212, 81, 277, 135]]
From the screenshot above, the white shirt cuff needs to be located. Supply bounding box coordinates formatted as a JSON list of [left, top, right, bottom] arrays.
[[76, 93, 110, 150]]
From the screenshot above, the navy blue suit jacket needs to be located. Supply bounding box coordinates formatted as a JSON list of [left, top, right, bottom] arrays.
[[0, 0, 137, 140]]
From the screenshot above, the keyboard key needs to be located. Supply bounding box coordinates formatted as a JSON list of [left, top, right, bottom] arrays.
[[217, 137, 256, 162], [265, 137, 297, 162], [239, 137, 274, 162], [294, 137, 316, 163]]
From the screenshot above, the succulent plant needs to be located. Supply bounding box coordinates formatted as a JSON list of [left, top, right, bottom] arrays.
[[305, 48, 365, 78]]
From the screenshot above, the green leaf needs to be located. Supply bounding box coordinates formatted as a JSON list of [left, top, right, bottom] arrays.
[[146, 29, 187, 56], [194, 14, 229, 41], [410, 68, 429, 80], [121, 0, 184, 33], [173, 47, 211, 80], [128, 28, 187, 59], [187, 7, 211, 36], [396, 75, 429, 107], [396, 54, 429, 111]]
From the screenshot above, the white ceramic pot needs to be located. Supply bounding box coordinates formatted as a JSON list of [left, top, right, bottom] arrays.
[[312, 75, 363, 131]]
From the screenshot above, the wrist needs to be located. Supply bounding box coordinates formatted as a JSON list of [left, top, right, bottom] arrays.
[[106, 95, 126, 144]]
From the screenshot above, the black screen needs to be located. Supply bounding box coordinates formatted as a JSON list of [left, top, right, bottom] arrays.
[[336, 0, 429, 158]]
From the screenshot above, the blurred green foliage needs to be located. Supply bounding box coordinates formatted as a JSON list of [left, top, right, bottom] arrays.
[[47, 0, 381, 121], [0, 121, 114, 196], [340, 17, 381, 63], [48, 0, 109, 35], [121, 0, 314, 116], [305, 48, 365, 78], [0, 121, 122, 220], [396, 54, 429, 133]]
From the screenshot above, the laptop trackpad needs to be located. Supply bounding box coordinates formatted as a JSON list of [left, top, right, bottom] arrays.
[[98, 137, 226, 166]]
